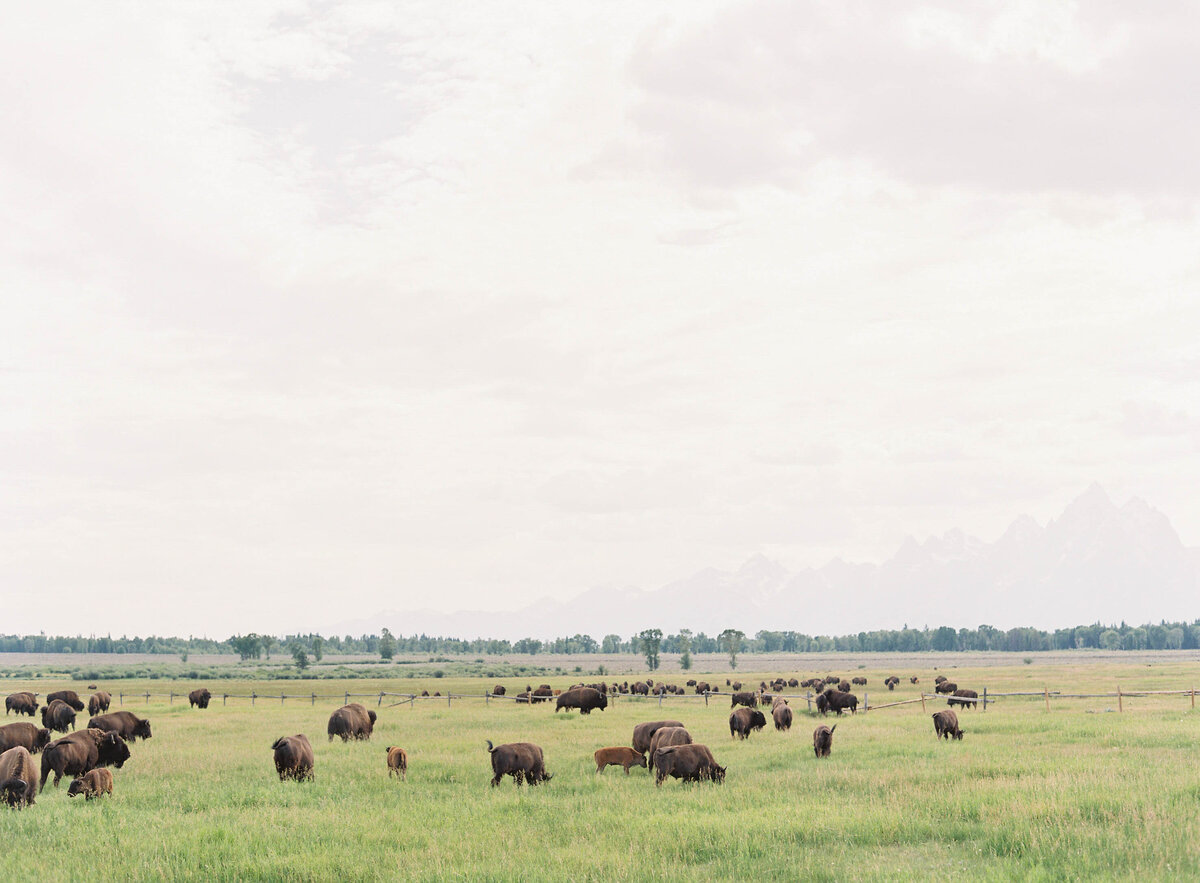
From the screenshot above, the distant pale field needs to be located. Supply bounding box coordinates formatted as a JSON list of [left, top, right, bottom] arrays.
[[4, 658, 1200, 881]]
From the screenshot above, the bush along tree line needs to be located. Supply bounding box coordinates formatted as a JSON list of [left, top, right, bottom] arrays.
[[3, 620, 1200, 660]]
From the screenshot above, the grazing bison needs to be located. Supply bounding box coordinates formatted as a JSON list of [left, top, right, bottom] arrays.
[[932, 710, 963, 740], [788, 678, 800, 688], [851, 677, 867, 686], [822, 689, 858, 715], [492, 685, 506, 696], [68, 767, 113, 800], [327, 703, 376, 742], [594, 746, 646, 775], [730, 691, 759, 709], [772, 702, 793, 731], [910, 677, 919, 684], [386, 746, 408, 781], [653, 743, 725, 786], [631, 682, 649, 696], [486, 740, 551, 787], [6, 692, 38, 717], [694, 682, 711, 694], [729, 707, 767, 739], [935, 681, 958, 695], [631, 721, 685, 754], [87, 692, 111, 716], [815, 692, 830, 715], [948, 688, 979, 709], [188, 689, 212, 709], [824, 676, 841, 686], [813, 724, 836, 758], [0, 746, 38, 808], [934, 675, 947, 685], [42, 700, 77, 734], [40, 728, 130, 789], [272, 734, 315, 781], [837, 680, 852, 693], [0, 722, 51, 755], [647, 727, 693, 770], [88, 711, 152, 743], [531, 687, 554, 703], [47, 690, 85, 712], [555, 687, 607, 715]]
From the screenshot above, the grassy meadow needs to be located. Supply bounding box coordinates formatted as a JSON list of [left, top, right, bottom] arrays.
[[4, 656, 1200, 881]]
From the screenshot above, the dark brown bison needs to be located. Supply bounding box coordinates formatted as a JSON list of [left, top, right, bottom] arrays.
[[68, 767, 114, 800], [87, 692, 111, 716], [5, 692, 38, 717], [594, 746, 646, 775], [188, 689, 212, 709], [932, 710, 963, 740], [42, 699, 77, 733], [824, 676, 841, 686], [631, 681, 649, 696], [787, 678, 799, 688], [822, 688, 858, 715], [88, 711, 152, 743], [815, 692, 830, 715], [647, 727, 692, 770], [492, 685, 506, 696], [486, 740, 551, 786], [694, 682, 711, 694], [837, 680, 852, 693], [910, 676, 919, 684], [772, 702, 793, 731], [730, 691, 758, 709], [327, 703, 376, 742], [531, 687, 554, 703], [0, 722, 52, 755], [653, 743, 725, 786], [685, 679, 697, 687], [948, 689, 979, 709], [555, 687, 607, 714], [934, 675, 947, 685], [729, 707, 767, 739], [935, 681, 958, 695], [47, 690, 85, 712], [851, 677, 867, 686], [632, 720, 685, 754], [40, 728, 130, 789], [813, 724, 836, 758], [386, 746, 408, 781], [884, 676, 900, 691], [272, 734, 314, 781], [0, 746, 38, 808]]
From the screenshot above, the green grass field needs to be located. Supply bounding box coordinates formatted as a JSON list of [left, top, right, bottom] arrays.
[[4, 657, 1200, 881]]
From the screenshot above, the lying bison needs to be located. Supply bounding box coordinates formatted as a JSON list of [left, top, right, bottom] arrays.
[[555, 687, 607, 715], [327, 703, 376, 742], [42, 700, 77, 734], [730, 691, 758, 709], [772, 702, 793, 731], [0, 746, 38, 808], [387, 746, 408, 781], [948, 688, 979, 709], [492, 685, 506, 696], [594, 746, 645, 775], [40, 728, 130, 789], [813, 724, 836, 758], [188, 688, 212, 709], [6, 692, 38, 717], [87, 691, 111, 716], [729, 707, 767, 739], [47, 691, 85, 712], [272, 734, 315, 781], [884, 676, 900, 691], [647, 727, 692, 770], [932, 710, 963, 740], [486, 740, 551, 787], [822, 688, 858, 715], [653, 743, 725, 786], [68, 767, 114, 800], [851, 677, 867, 686], [88, 711, 152, 743], [0, 722, 51, 755], [632, 720, 685, 754]]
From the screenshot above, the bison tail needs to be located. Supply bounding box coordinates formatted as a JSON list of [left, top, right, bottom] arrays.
[[830, 725, 837, 733], [485, 739, 494, 753]]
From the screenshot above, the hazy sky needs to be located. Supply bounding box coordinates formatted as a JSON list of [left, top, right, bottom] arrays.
[[3, 2, 1198, 638]]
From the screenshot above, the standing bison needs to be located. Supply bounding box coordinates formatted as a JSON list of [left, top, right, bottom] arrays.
[[327, 703, 376, 742], [772, 702, 793, 731], [87, 692, 111, 716], [935, 681, 958, 695], [485, 740, 551, 787], [40, 729, 130, 789], [88, 711, 152, 743], [0, 722, 51, 755], [932, 710, 963, 740], [948, 689, 979, 709], [632, 720, 685, 754], [554, 687, 607, 714], [884, 676, 900, 691], [653, 743, 725, 786], [822, 688, 858, 715], [729, 708, 767, 740], [0, 746, 38, 808], [6, 692, 38, 717], [386, 746, 408, 781], [647, 727, 692, 770], [594, 747, 646, 775], [42, 700, 77, 734], [272, 734, 315, 781], [813, 724, 836, 758], [492, 685, 506, 696], [730, 691, 759, 709], [188, 689, 212, 709], [46, 691, 85, 712], [68, 767, 114, 800]]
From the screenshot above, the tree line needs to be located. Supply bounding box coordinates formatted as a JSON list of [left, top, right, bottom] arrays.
[[2, 620, 1198, 661]]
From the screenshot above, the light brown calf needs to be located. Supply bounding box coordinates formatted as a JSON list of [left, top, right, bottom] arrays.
[[593, 746, 646, 775], [67, 767, 114, 800], [386, 746, 408, 781]]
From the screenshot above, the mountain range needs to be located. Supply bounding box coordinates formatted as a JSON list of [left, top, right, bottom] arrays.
[[330, 485, 1199, 641]]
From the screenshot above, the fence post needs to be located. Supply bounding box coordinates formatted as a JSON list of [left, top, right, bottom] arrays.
[[448, 693, 452, 708], [119, 692, 124, 706], [345, 691, 350, 705], [920, 693, 926, 713], [863, 692, 868, 713], [982, 687, 987, 712], [252, 692, 256, 706], [378, 691, 384, 707], [281, 694, 285, 706], [1043, 687, 1050, 712], [311, 693, 316, 706], [704, 691, 709, 707], [222, 694, 227, 706], [1192, 687, 1195, 710], [169, 692, 174, 705], [485, 691, 489, 706], [658, 690, 663, 707], [805, 691, 811, 713], [1117, 685, 1122, 713], [145, 692, 150, 704]]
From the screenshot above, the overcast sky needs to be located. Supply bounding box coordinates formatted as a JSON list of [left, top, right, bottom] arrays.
[[3, 2, 1198, 638]]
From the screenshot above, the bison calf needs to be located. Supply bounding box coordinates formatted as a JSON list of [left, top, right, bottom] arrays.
[[813, 724, 836, 758], [68, 767, 114, 800], [386, 746, 408, 781], [272, 734, 315, 781], [594, 746, 646, 775]]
